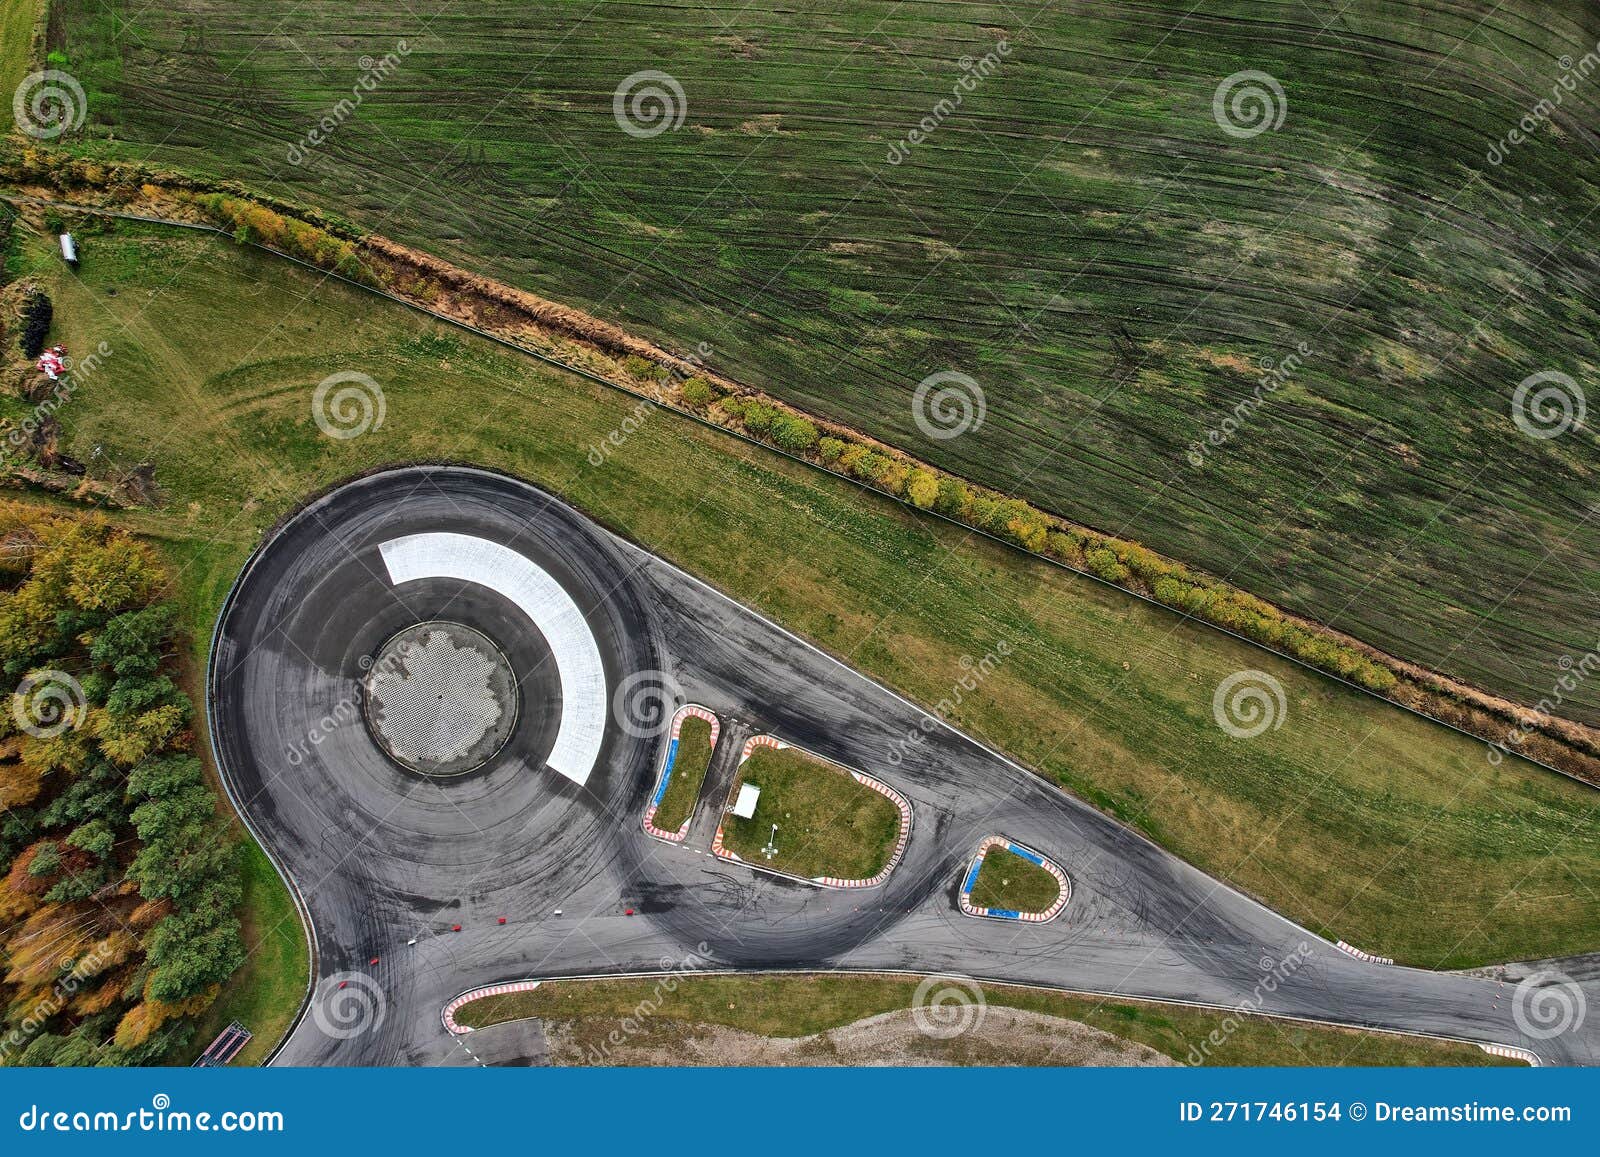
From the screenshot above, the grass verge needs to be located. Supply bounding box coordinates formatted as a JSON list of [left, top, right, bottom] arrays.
[[721, 746, 901, 881], [454, 974, 1515, 1068], [651, 715, 713, 833], [970, 848, 1061, 914]]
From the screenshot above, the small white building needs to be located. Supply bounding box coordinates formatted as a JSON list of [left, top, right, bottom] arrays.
[[59, 233, 78, 266], [731, 783, 761, 819]]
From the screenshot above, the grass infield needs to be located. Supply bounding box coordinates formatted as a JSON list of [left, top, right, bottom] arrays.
[[721, 746, 901, 882], [651, 714, 714, 833], [969, 848, 1061, 915]]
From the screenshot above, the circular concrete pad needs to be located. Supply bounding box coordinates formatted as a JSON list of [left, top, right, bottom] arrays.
[[363, 621, 520, 776]]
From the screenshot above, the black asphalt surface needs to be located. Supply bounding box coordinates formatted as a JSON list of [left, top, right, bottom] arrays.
[[207, 467, 1600, 1066]]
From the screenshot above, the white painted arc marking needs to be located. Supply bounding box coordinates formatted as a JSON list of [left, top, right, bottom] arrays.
[[377, 533, 607, 786]]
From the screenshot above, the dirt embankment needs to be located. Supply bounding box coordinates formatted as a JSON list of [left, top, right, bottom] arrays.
[[541, 1006, 1178, 1067]]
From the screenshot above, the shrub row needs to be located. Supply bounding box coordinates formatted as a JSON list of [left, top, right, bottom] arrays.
[[696, 381, 1399, 693], [181, 192, 376, 285]]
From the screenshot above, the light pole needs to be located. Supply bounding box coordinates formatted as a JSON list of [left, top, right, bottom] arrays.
[[761, 824, 778, 860]]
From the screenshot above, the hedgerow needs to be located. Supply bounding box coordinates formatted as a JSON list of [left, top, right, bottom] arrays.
[[699, 386, 1403, 697], [0, 167, 1557, 765]]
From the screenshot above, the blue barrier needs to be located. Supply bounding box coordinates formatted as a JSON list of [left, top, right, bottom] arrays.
[[962, 860, 983, 894], [651, 739, 680, 806]]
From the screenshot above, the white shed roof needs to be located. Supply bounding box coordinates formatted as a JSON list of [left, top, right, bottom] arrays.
[[732, 782, 761, 819]]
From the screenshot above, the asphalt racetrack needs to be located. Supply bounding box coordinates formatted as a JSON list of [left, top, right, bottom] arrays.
[[207, 467, 1599, 1066]]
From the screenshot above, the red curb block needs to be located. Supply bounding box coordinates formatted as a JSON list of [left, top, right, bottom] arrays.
[[1334, 940, 1395, 965]]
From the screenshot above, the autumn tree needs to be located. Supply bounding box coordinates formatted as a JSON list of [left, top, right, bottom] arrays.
[[0, 503, 242, 1067]]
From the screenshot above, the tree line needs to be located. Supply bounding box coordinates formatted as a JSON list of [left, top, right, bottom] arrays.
[[0, 504, 243, 1065]]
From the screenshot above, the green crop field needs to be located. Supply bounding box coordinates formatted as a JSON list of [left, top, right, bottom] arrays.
[[14, 218, 1600, 969], [44, 0, 1600, 725]]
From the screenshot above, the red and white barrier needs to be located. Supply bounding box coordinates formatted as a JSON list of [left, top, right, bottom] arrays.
[[441, 980, 542, 1034], [957, 836, 1071, 923], [1479, 1042, 1539, 1066], [739, 734, 785, 762], [1335, 940, 1394, 965]]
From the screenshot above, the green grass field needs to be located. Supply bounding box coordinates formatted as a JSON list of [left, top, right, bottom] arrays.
[[969, 848, 1060, 914], [454, 974, 1514, 1068], [17, 218, 1600, 970], [44, 0, 1600, 725], [722, 746, 901, 881], [651, 714, 713, 833], [0, 0, 41, 103]]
